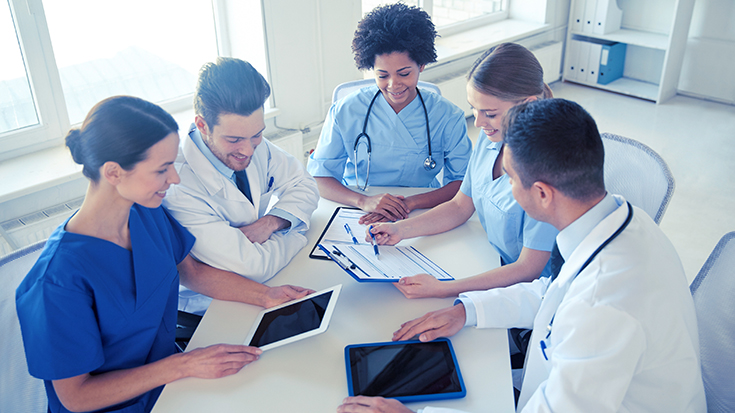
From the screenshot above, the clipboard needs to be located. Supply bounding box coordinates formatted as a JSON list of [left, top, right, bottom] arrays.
[[318, 243, 453, 283], [309, 207, 369, 260]]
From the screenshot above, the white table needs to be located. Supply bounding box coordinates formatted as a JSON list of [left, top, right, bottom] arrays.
[[153, 188, 515, 413]]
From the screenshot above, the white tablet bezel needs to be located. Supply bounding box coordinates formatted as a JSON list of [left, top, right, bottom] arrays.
[[243, 284, 342, 351]]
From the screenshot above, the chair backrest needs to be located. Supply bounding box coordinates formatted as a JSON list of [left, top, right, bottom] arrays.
[[690, 232, 735, 413], [601, 133, 675, 224], [0, 241, 48, 413], [331, 79, 441, 103]]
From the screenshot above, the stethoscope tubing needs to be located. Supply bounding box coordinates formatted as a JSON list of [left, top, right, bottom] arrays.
[[353, 88, 435, 191], [540, 202, 634, 361]]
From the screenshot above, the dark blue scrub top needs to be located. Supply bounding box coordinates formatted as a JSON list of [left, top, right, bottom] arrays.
[[16, 204, 195, 413]]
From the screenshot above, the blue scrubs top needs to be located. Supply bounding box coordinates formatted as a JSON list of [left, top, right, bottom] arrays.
[[460, 136, 558, 278], [307, 85, 472, 188], [16, 204, 195, 413]]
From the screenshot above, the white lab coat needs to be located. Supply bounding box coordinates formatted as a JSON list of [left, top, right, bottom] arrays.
[[163, 131, 319, 293], [425, 196, 706, 413]]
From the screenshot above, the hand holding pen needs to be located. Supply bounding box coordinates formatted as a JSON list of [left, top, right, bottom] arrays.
[[367, 223, 403, 246], [368, 225, 380, 258]]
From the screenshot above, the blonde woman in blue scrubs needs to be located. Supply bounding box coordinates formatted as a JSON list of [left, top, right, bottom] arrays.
[[370, 43, 558, 299], [15, 97, 267, 413]]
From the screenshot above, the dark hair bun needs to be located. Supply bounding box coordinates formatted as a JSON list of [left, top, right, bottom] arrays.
[[65, 128, 85, 165]]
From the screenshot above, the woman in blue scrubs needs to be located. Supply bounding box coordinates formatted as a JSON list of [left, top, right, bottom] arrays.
[[15, 97, 263, 413], [307, 3, 472, 224], [370, 43, 559, 299]]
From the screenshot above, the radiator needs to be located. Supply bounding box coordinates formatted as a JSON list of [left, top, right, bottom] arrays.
[[0, 197, 83, 256]]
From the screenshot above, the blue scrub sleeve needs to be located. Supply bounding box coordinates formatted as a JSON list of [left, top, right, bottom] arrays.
[[17, 269, 105, 380], [521, 215, 557, 252], [438, 107, 472, 185], [459, 133, 484, 198], [307, 103, 349, 180]]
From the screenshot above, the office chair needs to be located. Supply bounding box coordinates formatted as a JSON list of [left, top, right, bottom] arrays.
[[690, 231, 735, 413], [331, 79, 442, 103], [601, 133, 675, 224], [0, 240, 48, 413]]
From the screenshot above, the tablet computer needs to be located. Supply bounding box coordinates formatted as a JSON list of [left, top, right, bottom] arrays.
[[345, 338, 466, 403], [244, 284, 342, 351]]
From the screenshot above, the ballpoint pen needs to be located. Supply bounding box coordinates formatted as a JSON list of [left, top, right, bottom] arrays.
[[344, 223, 359, 244], [368, 225, 380, 258]]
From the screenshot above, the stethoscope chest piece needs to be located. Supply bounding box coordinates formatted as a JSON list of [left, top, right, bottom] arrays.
[[424, 156, 436, 170]]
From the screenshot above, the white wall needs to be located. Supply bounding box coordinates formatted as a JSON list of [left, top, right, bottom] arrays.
[[678, 0, 735, 104]]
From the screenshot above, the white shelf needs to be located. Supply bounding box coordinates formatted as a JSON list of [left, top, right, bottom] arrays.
[[564, 0, 695, 104], [570, 29, 669, 51], [565, 77, 659, 102]]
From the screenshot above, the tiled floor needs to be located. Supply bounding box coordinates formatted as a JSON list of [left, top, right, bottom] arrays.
[[466, 81, 735, 283]]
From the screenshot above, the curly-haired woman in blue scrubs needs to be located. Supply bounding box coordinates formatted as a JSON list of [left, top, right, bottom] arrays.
[[369, 43, 559, 299], [15, 96, 265, 413], [307, 3, 472, 224]]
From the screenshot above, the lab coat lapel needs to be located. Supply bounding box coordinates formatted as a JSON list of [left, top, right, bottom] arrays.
[[517, 198, 630, 410]]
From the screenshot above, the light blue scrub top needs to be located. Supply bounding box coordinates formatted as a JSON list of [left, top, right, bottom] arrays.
[[307, 85, 472, 188], [460, 135, 557, 278], [16, 205, 195, 413]]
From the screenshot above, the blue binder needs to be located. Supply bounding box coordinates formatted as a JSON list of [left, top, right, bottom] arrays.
[[597, 42, 626, 85]]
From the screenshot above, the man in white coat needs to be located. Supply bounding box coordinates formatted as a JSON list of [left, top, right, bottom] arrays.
[[164, 58, 320, 315], [338, 99, 706, 413]]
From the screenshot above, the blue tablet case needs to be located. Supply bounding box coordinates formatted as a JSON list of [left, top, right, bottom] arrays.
[[345, 338, 466, 403]]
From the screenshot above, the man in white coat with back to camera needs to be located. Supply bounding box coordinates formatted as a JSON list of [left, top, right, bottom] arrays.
[[338, 99, 706, 413], [164, 58, 320, 315]]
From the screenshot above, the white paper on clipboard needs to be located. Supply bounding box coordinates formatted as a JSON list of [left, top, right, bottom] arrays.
[[322, 243, 453, 282]]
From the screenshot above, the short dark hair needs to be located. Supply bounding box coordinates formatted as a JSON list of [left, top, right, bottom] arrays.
[[503, 99, 605, 201], [194, 57, 271, 128], [467, 43, 553, 102], [352, 3, 437, 70], [65, 96, 178, 182]]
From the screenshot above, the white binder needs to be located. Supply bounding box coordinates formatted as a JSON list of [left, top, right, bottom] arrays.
[[582, 0, 598, 34], [586, 42, 603, 84], [593, 0, 623, 35]]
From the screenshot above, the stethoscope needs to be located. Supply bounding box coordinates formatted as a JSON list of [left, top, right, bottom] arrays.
[[353, 88, 435, 191], [539, 202, 634, 361]]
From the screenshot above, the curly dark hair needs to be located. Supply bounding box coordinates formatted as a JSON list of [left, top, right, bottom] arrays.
[[352, 3, 438, 70]]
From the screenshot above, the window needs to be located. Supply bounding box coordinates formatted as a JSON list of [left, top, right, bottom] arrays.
[[361, 0, 507, 33], [42, 0, 218, 126], [0, 0, 267, 161], [0, 2, 37, 135]]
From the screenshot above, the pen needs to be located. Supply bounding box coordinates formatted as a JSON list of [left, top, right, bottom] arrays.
[[267, 176, 274, 190], [344, 224, 359, 244], [368, 225, 380, 258]]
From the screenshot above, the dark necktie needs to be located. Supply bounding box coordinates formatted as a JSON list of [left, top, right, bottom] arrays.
[[549, 241, 565, 281], [234, 170, 252, 204]]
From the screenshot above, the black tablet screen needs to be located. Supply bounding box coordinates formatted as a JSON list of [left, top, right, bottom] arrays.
[[348, 341, 463, 398], [248, 291, 332, 347]]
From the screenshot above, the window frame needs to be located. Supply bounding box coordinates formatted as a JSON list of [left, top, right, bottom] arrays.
[[0, 0, 249, 162]]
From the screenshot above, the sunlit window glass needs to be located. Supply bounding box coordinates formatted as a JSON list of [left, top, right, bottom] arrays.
[[432, 0, 504, 27], [361, 0, 503, 27], [0, 2, 39, 134], [43, 0, 218, 125]]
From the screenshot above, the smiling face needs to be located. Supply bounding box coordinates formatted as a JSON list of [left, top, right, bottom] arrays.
[[197, 109, 266, 172], [467, 83, 531, 142], [115, 132, 181, 208], [373, 51, 425, 113]]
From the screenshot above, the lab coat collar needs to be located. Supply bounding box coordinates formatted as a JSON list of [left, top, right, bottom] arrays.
[[553, 194, 627, 287], [188, 124, 234, 180], [182, 129, 258, 210], [556, 193, 620, 262]]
